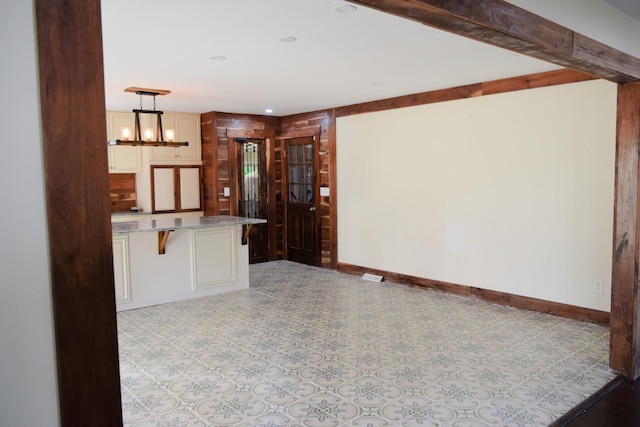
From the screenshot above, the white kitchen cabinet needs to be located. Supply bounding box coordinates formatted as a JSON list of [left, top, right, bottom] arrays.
[[112, 235, 131, 303], [106, 111, 143, 173], [150, 112, 201, 164], [179, 167, 202, 210], [151, 165, 202, 213], [152, 167, 177, 212], [113, 217, 256, 311], [190, 227, 237, 290]]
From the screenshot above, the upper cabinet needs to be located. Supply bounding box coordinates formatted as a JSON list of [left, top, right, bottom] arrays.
[[106, 110, 202, 173], [151, 165, 203, 214], [150, 112, 202, 164], [106, 111, 143, 173]]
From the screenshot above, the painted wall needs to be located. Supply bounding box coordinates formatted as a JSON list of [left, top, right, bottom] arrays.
[[0, 1, 60, 426], [337, 80, 616, 312]]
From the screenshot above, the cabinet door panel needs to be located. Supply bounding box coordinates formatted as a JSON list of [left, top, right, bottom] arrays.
[[148, 113, 201, 164], [111, 145, 142, 172], [191, 228, 237, 290], [153, 168, 176, 211], [112, 235, 131, 303], [176, 114, 201, 161], [107, 111, 142, 173], [180, 167, 202, 210]]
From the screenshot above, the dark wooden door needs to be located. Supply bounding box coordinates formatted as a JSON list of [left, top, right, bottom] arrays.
[[237, 139, 269, 263], [286, 136, 318, 265]]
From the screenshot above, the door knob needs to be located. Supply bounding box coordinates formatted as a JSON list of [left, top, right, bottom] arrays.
[[309, 207, 316, 212]]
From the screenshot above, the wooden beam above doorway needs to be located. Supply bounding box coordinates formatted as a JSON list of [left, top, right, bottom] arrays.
[[349, 0, 640, 83]]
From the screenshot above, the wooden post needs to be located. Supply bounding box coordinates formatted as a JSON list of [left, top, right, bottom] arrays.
[[611, 82, 640, 379], [35, 0, 123, 424]]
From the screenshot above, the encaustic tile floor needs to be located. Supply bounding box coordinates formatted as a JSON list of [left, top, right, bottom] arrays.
[[117, 261, 615, 426]]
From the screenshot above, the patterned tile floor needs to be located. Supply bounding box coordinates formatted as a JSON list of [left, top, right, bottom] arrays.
[[118, 260, 615, 426]]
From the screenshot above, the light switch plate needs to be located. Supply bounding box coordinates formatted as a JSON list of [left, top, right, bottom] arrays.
[[320, 187, 330, 197], [223, 187, 230, 197]]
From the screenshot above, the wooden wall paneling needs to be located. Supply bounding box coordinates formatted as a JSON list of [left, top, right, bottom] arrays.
[[348, 0, 640, 82], [611, 82, 640, 379], [217, 123, 230, 216], [266, 136, 279, 260], [327, 118, 338, 265], [200, 112, 217, 215], [227, 136, 239, 216], [275, 135, 290, 261], [280, 111, 337, 268], [200, 113, 282, 259], [225, 128, 279, 259], [34, 0, 123, 424], [274, 139, 284, 258], [109, 173, 137, 212]]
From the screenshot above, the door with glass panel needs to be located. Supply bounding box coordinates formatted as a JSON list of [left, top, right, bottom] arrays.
[[237, 139, 269, 263], [285, 136, 318, 266]]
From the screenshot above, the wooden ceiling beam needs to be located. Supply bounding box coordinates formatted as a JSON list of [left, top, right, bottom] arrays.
[[349, 0, 640, 83]]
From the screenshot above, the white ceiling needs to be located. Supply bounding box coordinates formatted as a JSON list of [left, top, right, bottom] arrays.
[[100, 0, 638, 117]]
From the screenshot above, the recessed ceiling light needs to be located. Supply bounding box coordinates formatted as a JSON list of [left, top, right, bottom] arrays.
[[265, 108, 273, 114], [209, 55, 227, 61], [278, 36, 298, 43], [334, 4, 357, 13]]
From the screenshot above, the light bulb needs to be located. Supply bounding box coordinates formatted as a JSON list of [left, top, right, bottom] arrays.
[[120, 127, 131, 140], [166, 129, 175, 142], [144, 128, 153, 141]]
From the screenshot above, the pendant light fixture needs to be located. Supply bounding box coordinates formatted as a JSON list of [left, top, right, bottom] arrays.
[[107, 87, 189, 147]]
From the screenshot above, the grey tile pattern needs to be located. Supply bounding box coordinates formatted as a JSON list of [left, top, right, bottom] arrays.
[[118, 260, 615, 426]]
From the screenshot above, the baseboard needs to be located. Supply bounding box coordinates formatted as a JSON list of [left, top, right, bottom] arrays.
[[337, 262, 610, 324]]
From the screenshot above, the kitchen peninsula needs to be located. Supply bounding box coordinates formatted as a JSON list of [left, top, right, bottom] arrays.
[[112, 215, 266, 311]]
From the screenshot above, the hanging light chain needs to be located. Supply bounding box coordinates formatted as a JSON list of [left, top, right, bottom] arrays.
[[137, 92, 158, 110]]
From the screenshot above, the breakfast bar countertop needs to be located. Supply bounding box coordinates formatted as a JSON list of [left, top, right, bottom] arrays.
[[112, 215, 266, 234]]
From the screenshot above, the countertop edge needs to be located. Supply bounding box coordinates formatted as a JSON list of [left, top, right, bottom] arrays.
[[112, 215, 267, 235]]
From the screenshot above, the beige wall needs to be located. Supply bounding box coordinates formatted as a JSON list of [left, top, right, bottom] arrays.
[[337, 79, 616, 311]]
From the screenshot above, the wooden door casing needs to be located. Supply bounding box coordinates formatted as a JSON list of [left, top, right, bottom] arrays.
[[285, 136, 318, 266], [235, 138, 269, 263]]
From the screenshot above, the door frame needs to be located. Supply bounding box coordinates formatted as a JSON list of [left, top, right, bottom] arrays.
[[282, 130, 322, 265], [227, 128, 278, 261], [232, 137, 270, 263]]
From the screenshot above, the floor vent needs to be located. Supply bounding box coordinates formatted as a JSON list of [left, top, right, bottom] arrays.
[[362, 273, 383, 282]]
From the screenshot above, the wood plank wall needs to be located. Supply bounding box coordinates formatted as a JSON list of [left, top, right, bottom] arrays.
[[200, 112, 218, 214], [280, 111, 337, 268], [201, 112, 283, 258], [109, 173, 137, 212]]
